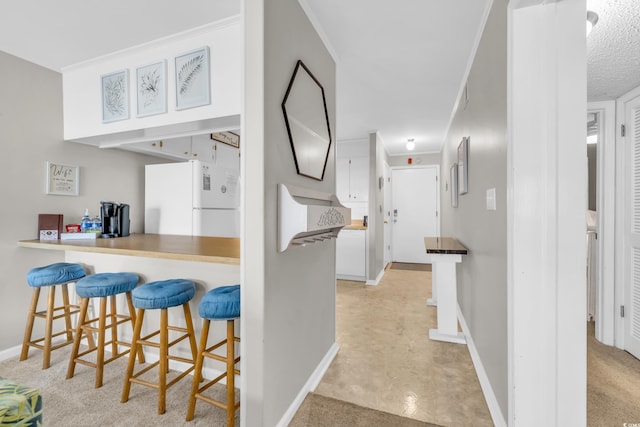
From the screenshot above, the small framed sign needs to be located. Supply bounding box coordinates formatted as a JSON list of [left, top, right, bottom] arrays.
[[211, 131, 240, 148], [46, 162, 79, 196]]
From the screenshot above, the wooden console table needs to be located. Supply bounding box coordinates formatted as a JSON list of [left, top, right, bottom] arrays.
[[424, 237, 468, 344]]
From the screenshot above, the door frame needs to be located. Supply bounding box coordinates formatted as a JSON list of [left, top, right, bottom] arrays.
[[390, 164, 441, 263], [588, 101, 616, 346]]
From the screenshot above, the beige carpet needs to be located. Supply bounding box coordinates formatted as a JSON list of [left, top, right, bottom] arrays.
[[587, 321, 640, 426], [0, 346, 237, 426], [290, 393, 441, 427]]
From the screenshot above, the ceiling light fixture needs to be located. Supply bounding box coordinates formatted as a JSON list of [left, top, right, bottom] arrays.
[[406, 138, 415, 151], [586, 11, 598, 36]]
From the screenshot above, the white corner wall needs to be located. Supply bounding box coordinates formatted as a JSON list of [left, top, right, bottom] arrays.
[[63, 17, 241, 141]]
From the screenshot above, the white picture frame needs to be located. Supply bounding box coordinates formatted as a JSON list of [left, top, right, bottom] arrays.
[[457, 136, 469, 195], [136, 60, 167, 118], [101, 69, 129, 123], [46, 161, 79, 196], [175, 46, 211, 111], [450, 163, 458, 207]]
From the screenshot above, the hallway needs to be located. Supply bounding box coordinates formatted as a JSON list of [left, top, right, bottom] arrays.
[[314, 267, 494, 426]]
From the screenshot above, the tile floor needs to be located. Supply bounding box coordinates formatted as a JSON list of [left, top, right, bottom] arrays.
[[314, 267, 493, 426]]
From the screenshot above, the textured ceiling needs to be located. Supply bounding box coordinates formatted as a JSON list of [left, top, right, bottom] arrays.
[[587, 0, 640, 101]]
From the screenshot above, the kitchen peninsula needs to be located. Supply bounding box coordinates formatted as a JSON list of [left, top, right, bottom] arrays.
[[18, 234, 241, 371]]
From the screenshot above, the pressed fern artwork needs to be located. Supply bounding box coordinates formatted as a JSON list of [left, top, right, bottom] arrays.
[[136, 61, 166, 117], [175, 47, 210, 110], [178, 55, 204, 95], [101, 70, 129, 122]]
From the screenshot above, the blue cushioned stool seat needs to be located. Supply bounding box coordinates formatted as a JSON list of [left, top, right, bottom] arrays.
[[132, 279, 195, 309], [76, 272, 139, 298], [199, 285, 240, 320], [27, 262, 86, 287]]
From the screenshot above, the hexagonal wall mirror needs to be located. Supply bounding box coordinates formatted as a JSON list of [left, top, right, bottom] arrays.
[[282, 60, 332, 181]]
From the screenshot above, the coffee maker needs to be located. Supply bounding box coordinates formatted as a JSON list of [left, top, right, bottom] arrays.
[[100, 201, 130, 238]]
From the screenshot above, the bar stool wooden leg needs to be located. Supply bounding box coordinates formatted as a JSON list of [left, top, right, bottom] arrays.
[[20, 288, 41, 362], [186, 319, 210, 421], [183, 302, 198, 362], [226, 319, 236, 426], [95, 296, 107, 388], [42, 286, 57, 369], [122, 308, 144, 403], [67, 297, 91, 379], [159, 308, 168, 414], [61, 284, 74, 341], [125, 292, 145, 363]]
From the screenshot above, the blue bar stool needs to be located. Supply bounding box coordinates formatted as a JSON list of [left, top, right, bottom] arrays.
[[67, 272, 145, 388], [20, 262, 88, 369], [186, 284, 240, 425], [121, 279, 198, 414]]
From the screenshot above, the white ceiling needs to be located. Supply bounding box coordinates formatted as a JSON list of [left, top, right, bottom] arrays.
[[0, 1, 635, 155], [587, 0, 640, 102]]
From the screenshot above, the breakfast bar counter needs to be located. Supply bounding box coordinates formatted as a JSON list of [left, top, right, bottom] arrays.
[[19, 234, 241, 368], [18, 234, 240, 265]]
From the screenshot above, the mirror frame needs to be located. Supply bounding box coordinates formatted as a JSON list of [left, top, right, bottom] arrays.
[[281, 60, 332, 181]]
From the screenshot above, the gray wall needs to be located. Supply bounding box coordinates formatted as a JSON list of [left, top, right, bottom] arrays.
[[439, 0, 508, 418], [0, 51, 160, 352], [243, 0, 336, 424]]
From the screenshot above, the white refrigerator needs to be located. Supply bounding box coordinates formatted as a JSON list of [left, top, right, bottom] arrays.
[[145, 160, 240, 238]]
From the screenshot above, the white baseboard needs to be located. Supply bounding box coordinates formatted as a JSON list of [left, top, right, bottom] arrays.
[[276, 342, 339, 427], [365, 268, 385, 286], [457, 305, 507, 427], [0, 345, 21, 362]]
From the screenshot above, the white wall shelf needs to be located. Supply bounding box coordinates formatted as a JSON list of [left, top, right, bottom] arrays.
[[278, 184, 351, 252]]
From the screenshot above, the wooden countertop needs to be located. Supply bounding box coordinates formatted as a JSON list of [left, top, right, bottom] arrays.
[[18, 234, 240, 265], [343, 220, 367, 231], [423, 237, 468, 255]]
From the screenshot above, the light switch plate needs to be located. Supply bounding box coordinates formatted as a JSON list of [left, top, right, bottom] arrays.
[[486, 188, 496, 210]]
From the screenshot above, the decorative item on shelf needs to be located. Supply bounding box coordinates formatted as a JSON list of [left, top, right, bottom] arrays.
[[46, 161, 79, 196], [211, 131, 240, 148], [278, 184, 351, 252], [282, 60, 332, 181], [175, 46, 211, 110], [457, 136, 469, 195], [136, 60, 167, 118], [450, 163, 458, 208], [38, 214, 63, 240], [101, 69, 129, 123]]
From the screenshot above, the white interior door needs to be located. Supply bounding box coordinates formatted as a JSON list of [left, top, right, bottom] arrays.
[[391, 166, 439, 263], [624, 93, 640, 359], [383, 162, 392, 267]]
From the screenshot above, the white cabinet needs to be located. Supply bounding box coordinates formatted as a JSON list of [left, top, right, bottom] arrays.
[[336, 229, 366, 280], [337, 156, 369, 203]]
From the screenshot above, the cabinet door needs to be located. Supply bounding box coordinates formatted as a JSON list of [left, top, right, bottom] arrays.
[[190, 135, 215, 162], [336, 157, 350, 202], [336, 229, 366, 278], [349, 156, 369, 202], [161, 136, 191, 159]]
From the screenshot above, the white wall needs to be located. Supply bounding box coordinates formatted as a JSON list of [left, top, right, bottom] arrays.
[[243, 0, 337, 425], [0, 51, 160, 352], [367, 132, 386, 281], [63, 18, 241, 142]]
